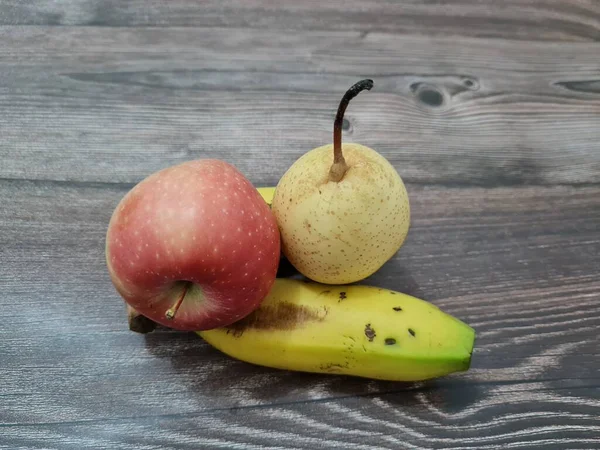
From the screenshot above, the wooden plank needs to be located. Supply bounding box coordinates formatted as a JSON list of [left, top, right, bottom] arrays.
[[1, 0, 600, 42], [2, 385, 599, 449], [1, 27, 599, 186], [1, 179, 599, 448]]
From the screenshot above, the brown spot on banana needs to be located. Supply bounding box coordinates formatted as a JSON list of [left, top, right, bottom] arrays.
[[319, 362, 350, 373], [225, 302, 327, 337], [365, 323, 376, 342]]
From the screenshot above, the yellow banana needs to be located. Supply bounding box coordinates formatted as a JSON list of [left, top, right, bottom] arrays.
[[198, 278, 475, 381], [256, 186, 276, 206]]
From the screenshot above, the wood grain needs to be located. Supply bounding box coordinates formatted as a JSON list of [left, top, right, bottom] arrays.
[[1, 27, 600, 187], [1, 179, 599, 449], [2, 0, 600, 42], [2, 1, 600, 448]]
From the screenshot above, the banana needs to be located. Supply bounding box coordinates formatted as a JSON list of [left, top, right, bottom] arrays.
[[198, 278, 475, 381], [256, 186, 276, 206]]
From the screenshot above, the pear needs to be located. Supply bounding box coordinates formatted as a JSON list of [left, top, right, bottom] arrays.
[[272, 79, 410, 284]]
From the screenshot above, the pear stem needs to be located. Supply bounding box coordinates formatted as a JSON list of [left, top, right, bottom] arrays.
[[165, 282, 190, 320], [329, 79, 374, 182]]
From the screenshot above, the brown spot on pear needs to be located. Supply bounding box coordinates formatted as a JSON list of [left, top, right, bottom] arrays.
[[272, 79, 410, 284]]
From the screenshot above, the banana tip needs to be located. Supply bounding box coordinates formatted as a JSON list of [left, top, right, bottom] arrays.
[[461, 328, 476, 371]]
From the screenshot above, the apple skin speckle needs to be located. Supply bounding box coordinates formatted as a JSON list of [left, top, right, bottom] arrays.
[[105, 159, 281, 331]]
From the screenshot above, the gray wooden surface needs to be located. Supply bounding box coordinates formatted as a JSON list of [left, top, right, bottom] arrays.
[[1, 1, 600, 449]]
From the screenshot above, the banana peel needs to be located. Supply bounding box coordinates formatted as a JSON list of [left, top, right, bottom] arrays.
[[197, 278, 475, 382]]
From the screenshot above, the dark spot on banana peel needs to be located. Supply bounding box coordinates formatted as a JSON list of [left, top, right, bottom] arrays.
[[225, 302, 327, 337], [392, 306, 402, 311], [320, 362, 349, 372], [365, 324, 376, 342], [384, 338, 396, 345], [408, 328, 416, 337], [339, 291, 347, 301]]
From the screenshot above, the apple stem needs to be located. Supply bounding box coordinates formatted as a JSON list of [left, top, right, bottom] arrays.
[[166, 282, 190, 320], [329, 79, 374, 182]]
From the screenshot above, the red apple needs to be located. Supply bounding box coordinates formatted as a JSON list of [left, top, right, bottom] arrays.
[[105, 159, 281, 331]]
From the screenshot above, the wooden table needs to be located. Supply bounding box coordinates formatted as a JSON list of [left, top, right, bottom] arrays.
[[2, 2, 600, 449]]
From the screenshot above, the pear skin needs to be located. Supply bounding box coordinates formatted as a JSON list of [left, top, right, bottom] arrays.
[[272, 79, 410, 284], [272, 140, 410, 284]]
